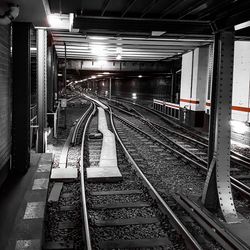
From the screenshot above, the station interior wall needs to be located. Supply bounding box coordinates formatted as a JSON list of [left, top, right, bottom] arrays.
[[232, 41, 250, 123], [95, 75, 179, 102], [0, 25, 12, 187]]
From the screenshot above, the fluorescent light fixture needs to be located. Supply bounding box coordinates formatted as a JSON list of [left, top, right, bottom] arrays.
[[58, 73, 62, 76], [48, 14, 63, 28], [116, 47, 122, 54], [138, 75, 142, 78], [91, 44, 106, 56], [151, 31, 166, 36], [103, 72, 110, 75], [89, 36, 108, 40], [30, 47, 37, 51], [66, 80, 70, 82], [116, 54, 121, 60], [235, 21, 250, 31], [97, 74, 103, 77], [132, 93, 137, 99], [91, 76, 96, 79]]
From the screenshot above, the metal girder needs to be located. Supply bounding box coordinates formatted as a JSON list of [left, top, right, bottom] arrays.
[[101, 0, 111, 16], [37, 29, 47, 153], [201, 31, 239, 224], [73, 16, 212, 35], [121, 0, 137, 17], [159, 0, 183, 19], [140, 0, 159, 18], [214, 3, 250, 32], [178, 0, 208, 19]]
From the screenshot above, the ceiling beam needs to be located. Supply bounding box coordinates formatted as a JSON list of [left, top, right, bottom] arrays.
[[74, 16, 212, 35], [140, 0, 159, 18], [121, 0, 137, 17], [215, 5, 250, 32], [101, 0, 112, 16], [178, 0, 208, 19], [159, 0, 183, 19]]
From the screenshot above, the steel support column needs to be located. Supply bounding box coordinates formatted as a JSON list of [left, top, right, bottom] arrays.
[[64, 42, 67, 91], [37, 29, 47, 153], [12, 22, 31, 174], [201, 31, 239, 224], [47, 45, 53, 113], [109, 77, 112, 99]]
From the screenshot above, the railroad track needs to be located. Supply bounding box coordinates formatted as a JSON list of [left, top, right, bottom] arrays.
[[109, 110, 250, 249], [78, 98, 250, 250], [102, 98, 250, 195], [80, 101, 204, 249], [44, 101, 95, 249]]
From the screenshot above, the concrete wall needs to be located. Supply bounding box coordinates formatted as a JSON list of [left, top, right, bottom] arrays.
[[180, 51, 193, 108], [179, 47, 209, 127], [0, 25, 12, 186], [232, 41, 250, 122], [97, 76, 173, 100]]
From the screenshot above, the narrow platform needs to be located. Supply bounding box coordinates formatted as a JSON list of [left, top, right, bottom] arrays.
[[1, 153, 53, 250], [86, 107, 122, 182]]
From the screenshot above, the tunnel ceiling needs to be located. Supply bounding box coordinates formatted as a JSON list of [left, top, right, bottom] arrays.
[[48, 0, 250, 61]]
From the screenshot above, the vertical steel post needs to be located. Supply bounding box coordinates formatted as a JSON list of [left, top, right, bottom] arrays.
[[37, 29, 47, 153], [109, 77, 112, 99], [202, 31, 239, 224], [64, 42, 67, 91], [12, 22, 31, 174], [47, 39, 53, 113]]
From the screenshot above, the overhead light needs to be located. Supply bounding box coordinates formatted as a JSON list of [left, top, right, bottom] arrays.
[[235, 21, 250, 31], [88, 36, 108, 40], [151, 31, 166, 36], [102, 83, 105, 86], [116, 47, 122, 54], [116, 54, 121, 60], [138, 75, 142, 78], [30, 47, 37, 51], [58, 73, 62, 76], [91, 76, 96, 79], [132, 93, 137, 99], [103, 72, 110, 75], [97, 74, 103, 77], [48, 14, 63, 28], [66, 80, 70, 82], [91, 44, 106, 56]]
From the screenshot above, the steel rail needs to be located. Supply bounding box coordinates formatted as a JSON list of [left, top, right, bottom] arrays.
[[112, 112, 250, 198], [79, 103, 96, 250], [109, 97, 250, 169], [99, 98, 250, 249], [108, 107, 203, 250], [109, 109, 250, 250], [71, 103, 93, 145]]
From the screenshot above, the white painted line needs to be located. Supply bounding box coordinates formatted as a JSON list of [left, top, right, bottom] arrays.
[[37, 164, 51, 172], [15, 239, 40, 250], [23, 202, 45, 219], [32, 178, 49, 190]]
